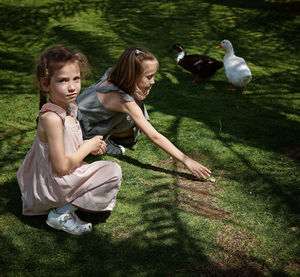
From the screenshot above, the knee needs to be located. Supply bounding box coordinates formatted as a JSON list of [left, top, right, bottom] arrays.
[[109, 162, 122, 184]]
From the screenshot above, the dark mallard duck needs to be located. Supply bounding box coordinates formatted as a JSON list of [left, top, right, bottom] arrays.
[[169, 43, 223, 83]]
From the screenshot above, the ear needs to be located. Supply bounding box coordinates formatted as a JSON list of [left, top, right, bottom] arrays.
[[40, 77, 50, 92]]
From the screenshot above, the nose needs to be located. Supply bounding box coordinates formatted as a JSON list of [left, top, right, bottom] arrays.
[[150, 77, 155, 85], [68, 81, 75, 91]]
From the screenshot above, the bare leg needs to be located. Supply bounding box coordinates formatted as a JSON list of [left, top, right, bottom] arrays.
[[109, 128, 136, 149], [110, 128, 134, 139]]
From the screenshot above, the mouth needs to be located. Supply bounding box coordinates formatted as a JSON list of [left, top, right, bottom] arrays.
[[68, 93, 77, 98], [142, 86, 152, 93]]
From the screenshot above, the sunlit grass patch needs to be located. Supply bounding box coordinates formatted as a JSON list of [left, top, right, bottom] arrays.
[[0, 0, 299, 276]]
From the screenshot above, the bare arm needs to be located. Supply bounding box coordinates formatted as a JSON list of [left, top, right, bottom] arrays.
[[101, 92, 211, 179], [39, 112, 105, 175], [125, 102, 210, 179]]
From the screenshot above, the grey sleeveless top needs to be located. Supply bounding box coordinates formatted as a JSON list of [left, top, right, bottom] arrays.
[[76, 68, 149, 139]]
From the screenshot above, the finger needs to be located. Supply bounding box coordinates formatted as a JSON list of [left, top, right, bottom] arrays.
[[99, 139, 107, 148], [204, 167, 211, 174], [99, 140, 105, 148], [203, 168, 211, 176], [199, 172, 207, 179], [100, 142, 106, 151], [197, 169, 210, 179], [201, 166, 211, 176], [200, 164, 211, 173], [97, 149, 104, 155], [98, 148, 106, 155]]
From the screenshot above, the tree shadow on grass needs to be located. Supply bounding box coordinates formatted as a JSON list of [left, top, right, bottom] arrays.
[[0, 123, 270, 277], [116, 155, 201, 181], [0, 0, 115, 93], [0, 0, 299, 275], [0, 170, 210, 276], [0, 169, 269, 277], [148, 76, 300, 214]]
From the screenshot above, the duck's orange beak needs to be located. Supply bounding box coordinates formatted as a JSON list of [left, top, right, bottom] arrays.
[[216, 45, 222, 49]]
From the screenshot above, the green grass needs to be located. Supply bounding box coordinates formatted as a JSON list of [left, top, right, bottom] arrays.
[[1, 0, 300, 276]]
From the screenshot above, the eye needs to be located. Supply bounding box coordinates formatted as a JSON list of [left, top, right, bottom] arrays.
[[59, 78, 66, 83], [74, 76, 81, 81]]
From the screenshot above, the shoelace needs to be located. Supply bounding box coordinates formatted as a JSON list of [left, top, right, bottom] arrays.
[[59, 214, 72, 224]]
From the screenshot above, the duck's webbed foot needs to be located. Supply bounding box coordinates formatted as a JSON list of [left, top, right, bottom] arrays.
[[228, 83, 236, 91]]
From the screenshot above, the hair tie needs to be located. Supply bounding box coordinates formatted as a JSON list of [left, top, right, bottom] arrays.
[[135, 49, 140, 55]]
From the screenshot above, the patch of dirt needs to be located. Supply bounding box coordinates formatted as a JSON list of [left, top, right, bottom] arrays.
[[156, 155, 229, 219], [175, 181, 228, 219], [176, 227, 267, 276], [112, 228, 130, 239], [208, 226, 268, 276], [289, 262, 300, 269], [157, 155, 269, 276], [283, 145, 300, 161]]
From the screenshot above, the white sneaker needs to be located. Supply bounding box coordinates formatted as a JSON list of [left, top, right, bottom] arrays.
[[46, 209, 92, 235]]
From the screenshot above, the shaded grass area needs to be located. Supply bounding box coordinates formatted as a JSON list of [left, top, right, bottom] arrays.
[[0, 0, 300, 276]]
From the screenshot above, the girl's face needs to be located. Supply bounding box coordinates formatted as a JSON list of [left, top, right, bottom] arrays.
[[41, 61, 81, 110], [136, 60, 158, 97]]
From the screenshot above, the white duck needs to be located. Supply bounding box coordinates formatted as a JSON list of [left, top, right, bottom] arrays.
[[216, 40, 252, 91]]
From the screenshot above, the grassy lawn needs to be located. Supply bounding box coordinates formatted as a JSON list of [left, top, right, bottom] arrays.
[[0, 0, 299, 276]]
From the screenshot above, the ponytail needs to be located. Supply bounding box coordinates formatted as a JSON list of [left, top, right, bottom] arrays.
[[108, 47, 158, 96], [39, 90, 47, 110]]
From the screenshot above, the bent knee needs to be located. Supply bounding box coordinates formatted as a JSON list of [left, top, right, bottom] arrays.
[[108, 162, 122, 184]]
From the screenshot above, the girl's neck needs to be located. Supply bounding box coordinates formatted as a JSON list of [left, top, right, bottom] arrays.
[[49, 98, 69, 114]]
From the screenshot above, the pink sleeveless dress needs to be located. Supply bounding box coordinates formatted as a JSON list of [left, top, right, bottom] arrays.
[[17, 103, 122, 215]]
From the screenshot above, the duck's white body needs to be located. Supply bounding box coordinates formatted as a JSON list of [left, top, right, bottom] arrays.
[[218, 40, 252, 90]]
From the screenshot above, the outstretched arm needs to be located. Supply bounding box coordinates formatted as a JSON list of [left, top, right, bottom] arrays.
[[122, 101, 211, 179]]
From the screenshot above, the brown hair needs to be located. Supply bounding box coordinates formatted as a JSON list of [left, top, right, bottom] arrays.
[[36, 45, 88, 110], [108, 47, 158, 95]]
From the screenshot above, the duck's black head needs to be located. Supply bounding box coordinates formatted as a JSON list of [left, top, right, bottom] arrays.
[[168, 43, 185, 53]]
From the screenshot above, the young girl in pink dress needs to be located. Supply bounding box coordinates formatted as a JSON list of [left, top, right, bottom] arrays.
[[17, 46, 122, 235]]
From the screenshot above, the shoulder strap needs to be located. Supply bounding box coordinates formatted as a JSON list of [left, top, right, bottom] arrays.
[[39, 103, 66, 123]]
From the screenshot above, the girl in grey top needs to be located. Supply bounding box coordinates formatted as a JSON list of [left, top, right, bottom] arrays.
[[77, 67, 148, 149], [77, 47, 211, 180]]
